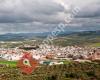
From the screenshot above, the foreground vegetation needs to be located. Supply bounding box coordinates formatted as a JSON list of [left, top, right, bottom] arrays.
[[0, 61, 100, 80]]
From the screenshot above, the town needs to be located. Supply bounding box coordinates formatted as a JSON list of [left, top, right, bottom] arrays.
[[0, 44, 100, 66]]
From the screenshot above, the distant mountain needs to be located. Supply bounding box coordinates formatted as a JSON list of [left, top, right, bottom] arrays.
[[73, 30, 100, 36], [0, 31, 72, 41], [0, 32, 50, 41], [0, 30, 100, 41]]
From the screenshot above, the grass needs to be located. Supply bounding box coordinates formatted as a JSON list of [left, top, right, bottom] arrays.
[[0, 61, 17, 67], [61, 60, 72, 64], [89, 42, 100, 47], [0, 60, 71, 67]]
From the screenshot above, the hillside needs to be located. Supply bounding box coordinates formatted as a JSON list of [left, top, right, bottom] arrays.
[[53, 30, 100, 47], [0, 30, 100, 47]]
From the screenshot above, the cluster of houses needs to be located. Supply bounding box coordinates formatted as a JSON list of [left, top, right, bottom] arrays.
[[0, 45, 100, 65]]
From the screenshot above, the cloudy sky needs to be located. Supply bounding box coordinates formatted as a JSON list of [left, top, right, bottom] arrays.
[[0, 0, 100, 34]]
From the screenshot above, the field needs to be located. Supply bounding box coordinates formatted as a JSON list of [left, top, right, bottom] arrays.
[[53, 35, 100, 47], [89, 42, 100, 47], [0, 61, 17, 67]]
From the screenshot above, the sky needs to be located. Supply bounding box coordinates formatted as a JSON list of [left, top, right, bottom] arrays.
[[0, 0, 100, 34]]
